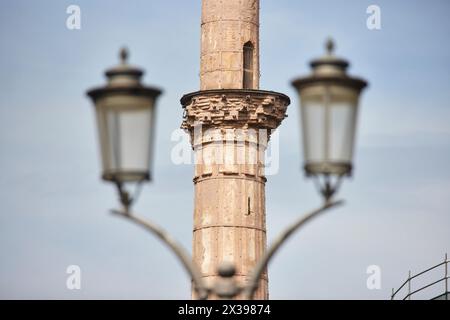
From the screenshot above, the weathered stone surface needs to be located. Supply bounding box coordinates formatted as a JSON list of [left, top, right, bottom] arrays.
[[200, 0, 260, 90], [181, 90, 289, 132], [183, 0, 290, 300], [191, 135, 268, 300], [182, 90, 288, 300]]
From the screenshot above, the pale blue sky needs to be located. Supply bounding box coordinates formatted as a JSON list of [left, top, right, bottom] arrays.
[[0, 0, 449, 299]]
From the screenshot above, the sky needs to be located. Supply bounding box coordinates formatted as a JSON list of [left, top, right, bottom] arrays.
[[0, 0, 449, 299]]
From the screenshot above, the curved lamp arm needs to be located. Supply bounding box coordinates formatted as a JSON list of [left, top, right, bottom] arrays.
[[243, 199, 344, 299], [111, 209, 208, 300]]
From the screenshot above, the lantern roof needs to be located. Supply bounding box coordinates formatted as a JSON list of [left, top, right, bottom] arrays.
[[292, 38, 368, 91], [310, 38, 349, 74], [87, 47, 162, 101], [105, 47, 144, 80]]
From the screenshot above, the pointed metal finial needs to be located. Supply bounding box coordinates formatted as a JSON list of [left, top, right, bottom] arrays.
[[326, 38, 335, 55], [119, 47, 128, 64]]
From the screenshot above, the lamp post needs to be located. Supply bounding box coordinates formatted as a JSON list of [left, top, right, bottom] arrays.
[[292, 39, 368, 200], [86, 40, 367, 299]]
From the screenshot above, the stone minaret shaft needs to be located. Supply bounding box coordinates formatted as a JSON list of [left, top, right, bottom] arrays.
[[200, 0, 259, 90], [181, 0, 289, 299]]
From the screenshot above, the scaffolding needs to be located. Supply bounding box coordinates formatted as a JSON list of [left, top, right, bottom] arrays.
[[391, 254, 449, 300]]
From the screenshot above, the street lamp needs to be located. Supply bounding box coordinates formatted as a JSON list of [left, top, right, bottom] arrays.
[[86, 41, 367, 299], [292, 39, 368, 200], [87, 48, 162, 212]]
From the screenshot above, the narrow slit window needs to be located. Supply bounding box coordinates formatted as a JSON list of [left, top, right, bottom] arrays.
[[243, 42, 254, 89]]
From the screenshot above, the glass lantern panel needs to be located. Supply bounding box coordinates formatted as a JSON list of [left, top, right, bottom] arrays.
[[96, 105, 110, 172], [96, 95, 154, 182], [118, 107, 152, 172], [299, 85, 359, 177], [329, 101, 357, 163], [301, 96, 325, 163]]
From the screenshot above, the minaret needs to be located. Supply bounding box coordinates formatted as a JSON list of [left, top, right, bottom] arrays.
[[181, 0, 289, 299]]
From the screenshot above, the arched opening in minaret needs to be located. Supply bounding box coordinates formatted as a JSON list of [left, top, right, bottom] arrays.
[[243, 41, 254, 89]]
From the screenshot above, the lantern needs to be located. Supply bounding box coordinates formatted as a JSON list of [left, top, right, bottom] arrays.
[[292, 39, 368, 200]]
